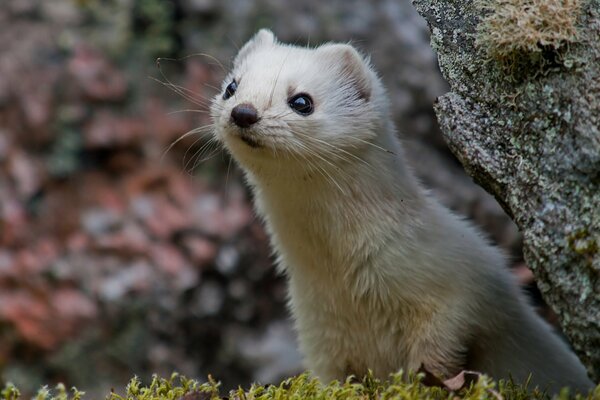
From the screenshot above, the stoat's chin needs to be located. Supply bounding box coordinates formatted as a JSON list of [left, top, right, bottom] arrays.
[[225, 128, 264, 149], [238, 132, 262, 148]]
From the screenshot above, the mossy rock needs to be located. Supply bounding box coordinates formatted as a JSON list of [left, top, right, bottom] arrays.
[[412, 0, 600, 380]]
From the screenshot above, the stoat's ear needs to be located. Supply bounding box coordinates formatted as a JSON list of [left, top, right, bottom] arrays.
[[316, 43, 372, 102], [250, 29, 276, 46], [234, 29, 277, 64]]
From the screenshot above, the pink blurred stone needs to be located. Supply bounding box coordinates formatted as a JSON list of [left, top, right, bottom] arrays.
[[151, 244, 188, 276], [0, 291, 56, 349], [144, 97, 193, 143], [167, 172, 199, 209], [68, 44, 127, 102], [0, 197, 29, 246], [150, 244, 198, 290], [52, 287, 98, 320], [66, 232, 90, 252], [9, 150, 42, 199], [140, 196, 191, 240], [85, 111, 146, 149], [0, 250, 16, 280], [182, 236, 217, 267], [95, 230, 148, 257], [222, 201, 253, 239], [193, 193, 225, 236]]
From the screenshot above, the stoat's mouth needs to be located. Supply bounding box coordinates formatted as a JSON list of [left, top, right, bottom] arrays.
[[237, 131, 262, 148]]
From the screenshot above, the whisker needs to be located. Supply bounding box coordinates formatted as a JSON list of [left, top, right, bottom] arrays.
[[186, 137, 221, 173], [192, 143, 223, 171], [163, 82, 215, 105], [183, 134, 216, 169], [182, 134, 208, 169], [290, 140, 350, 194], [268, 47, 293, 107], [167, 109, 213, 115], [271, 109, 297, 120], [224, 155, 233, 201], [203, 83, 222, 92], [291, 130, 373, 169], [343, 135, 396, 155], [279, 114, 395, 156], [283, 129, 377, 185], [150, 76, 211, 108], [161, 124, 215, 163], [153, 58, 223, 110], [186, 53, 227, 74]]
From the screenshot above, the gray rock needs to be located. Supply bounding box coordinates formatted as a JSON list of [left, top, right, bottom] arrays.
[[412, 0, 600, 380]]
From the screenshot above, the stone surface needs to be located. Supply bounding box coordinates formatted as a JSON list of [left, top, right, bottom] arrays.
[[412, 0, 600, 381]]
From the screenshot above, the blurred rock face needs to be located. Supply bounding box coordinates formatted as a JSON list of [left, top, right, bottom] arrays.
[[0, 0, 520, 396]]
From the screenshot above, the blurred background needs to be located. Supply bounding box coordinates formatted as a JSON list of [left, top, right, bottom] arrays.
[[0, 0, 535, 396]]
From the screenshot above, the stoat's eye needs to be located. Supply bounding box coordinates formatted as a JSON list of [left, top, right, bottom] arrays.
[[223, 80, 237, 100], [288, 93, 314, 116]]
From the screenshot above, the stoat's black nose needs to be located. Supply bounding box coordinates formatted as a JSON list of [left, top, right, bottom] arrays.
[[231, 103, 259, 128]]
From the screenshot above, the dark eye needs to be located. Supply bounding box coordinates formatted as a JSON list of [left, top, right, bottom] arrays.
[[288, 93, 314, 115], [223, 80, 237, 100]]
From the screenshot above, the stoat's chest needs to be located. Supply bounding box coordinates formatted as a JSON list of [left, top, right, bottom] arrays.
[[261, 194, 366, 276], [250, 178, 453, 379], [254, 180, 389, 274], [286, 266, 417, 379]]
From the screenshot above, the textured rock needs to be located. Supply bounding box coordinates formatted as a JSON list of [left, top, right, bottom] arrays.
[[412, 0, 600, 381]]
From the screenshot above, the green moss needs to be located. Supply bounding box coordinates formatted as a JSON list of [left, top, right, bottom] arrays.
[[1, 384, 19, 400], [568, 228, 599, 257], [2, 372, 600, 400]]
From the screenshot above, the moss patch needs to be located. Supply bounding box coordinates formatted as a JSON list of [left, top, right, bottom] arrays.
[[2, 372, 600, 400], [475, 0, 582, 77]]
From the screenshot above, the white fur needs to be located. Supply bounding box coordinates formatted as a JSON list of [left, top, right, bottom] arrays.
[[210, 29, 593, 393]]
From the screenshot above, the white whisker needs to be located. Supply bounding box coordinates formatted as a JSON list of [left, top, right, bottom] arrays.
[[149, 76, 210, 109], [167, 109, 213, 115], [161, 124, 215, 163], [187, 138, 222, 173]]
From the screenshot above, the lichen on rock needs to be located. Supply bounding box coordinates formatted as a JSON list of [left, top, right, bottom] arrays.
[[475, 0, 582, 76]]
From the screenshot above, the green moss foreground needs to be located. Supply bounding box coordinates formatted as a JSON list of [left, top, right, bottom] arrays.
[[2, 372, 599, 400]]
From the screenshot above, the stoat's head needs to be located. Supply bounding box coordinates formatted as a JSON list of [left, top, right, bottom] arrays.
[[211, 29, 387, 175]]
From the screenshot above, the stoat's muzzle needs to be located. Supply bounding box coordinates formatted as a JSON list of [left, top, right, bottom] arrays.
[[229, 103, 262, 148]]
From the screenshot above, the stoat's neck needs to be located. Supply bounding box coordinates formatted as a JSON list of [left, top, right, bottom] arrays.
[[250, 143, 421, 212], [244, 133, 426, 279]]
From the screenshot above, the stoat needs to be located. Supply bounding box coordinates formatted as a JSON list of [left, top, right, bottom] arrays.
[[210, 29, 594, 393]]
